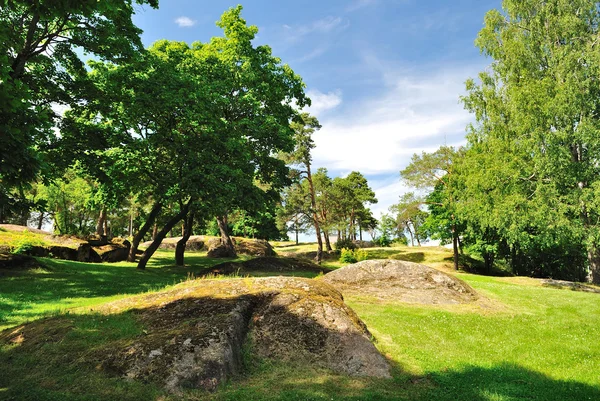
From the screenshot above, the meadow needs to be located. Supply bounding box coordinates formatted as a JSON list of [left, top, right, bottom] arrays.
[[1, 243, 599, 400]]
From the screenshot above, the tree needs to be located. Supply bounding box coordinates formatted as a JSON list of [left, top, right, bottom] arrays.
[[64, 6, 308, 268], [277, 183, 311, 244], [391, 193, 428, 246], [462, 0, 600, 283], [401, 146, 461, 269], [0, 0, 158, 220], [287, 113, 324, 263]]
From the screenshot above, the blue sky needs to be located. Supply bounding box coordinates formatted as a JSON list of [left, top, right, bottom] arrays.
[[132, 0, 501, 230]]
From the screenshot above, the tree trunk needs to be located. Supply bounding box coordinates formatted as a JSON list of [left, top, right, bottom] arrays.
[[359, 221, 363, 241], [324, 230, 332, 251], [306, 163, 323, 263], [96, 208, 107, 237], [138, 202, 190, 270], [452, 224, 459, 270], [37, 212, 44, 230], [406, 224, 414, 246], [152, 224, 158, 240], [217, 214, 236, 257], [128, 201, 162, 262], [175, 212, 194, 266], [294, 218, 299, 245], [588, 247, 600, 284], [483, 252, 494, 273], [414, 223, 422, 246]]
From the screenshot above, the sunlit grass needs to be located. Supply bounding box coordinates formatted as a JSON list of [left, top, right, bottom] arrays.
[[1, 242, 600, 400]]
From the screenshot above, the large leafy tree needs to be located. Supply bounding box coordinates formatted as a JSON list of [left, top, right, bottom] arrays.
[[64, 6, 308, 268], [462, 0, 600, 283], [0, 0, 158, 221]]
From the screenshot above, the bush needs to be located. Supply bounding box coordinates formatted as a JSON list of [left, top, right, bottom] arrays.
[[355, 248, 368, 261], [339, 248, 358, 263], [11, 232, 47, 254], [374, 234, 392, 247], [339, 248, 368, 264], [334, 238, 356, 250]]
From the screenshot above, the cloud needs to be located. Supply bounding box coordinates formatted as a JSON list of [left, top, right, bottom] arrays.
[[346, 0, 377, 12], [305, 89, 343, 116], [282, 16, 348, 43], [310, 64, 480, 176], [174, 16, 196, 27]]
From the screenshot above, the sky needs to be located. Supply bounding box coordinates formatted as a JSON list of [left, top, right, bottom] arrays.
[[131, 0, 502, 239]]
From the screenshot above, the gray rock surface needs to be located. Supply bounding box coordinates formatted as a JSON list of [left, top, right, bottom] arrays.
[[323, 259, 478, 304], [98, 277, 390, 392]]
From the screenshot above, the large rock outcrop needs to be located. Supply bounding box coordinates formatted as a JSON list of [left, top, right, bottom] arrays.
[[91, 277, 390, 392], [323, 259, 478, 304], [208, 256, 330, 276]]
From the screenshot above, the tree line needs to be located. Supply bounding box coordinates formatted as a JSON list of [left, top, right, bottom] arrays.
[[394, 0, 600, 284], [0, 2, 314, 268]]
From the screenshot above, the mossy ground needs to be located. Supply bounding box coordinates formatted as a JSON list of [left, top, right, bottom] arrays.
[[0, 240, 599, 400]]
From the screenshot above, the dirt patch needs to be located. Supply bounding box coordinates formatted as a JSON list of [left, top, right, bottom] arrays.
[[208, 257, 332, 276], [2, 277, 390, 393], [541, 279, 600, 294], [322, 259, 478, 304]]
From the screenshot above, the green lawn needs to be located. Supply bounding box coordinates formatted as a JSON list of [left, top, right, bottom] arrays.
[[1, 245, 599, 400]]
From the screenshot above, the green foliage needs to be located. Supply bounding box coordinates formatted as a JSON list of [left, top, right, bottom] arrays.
[[459, 0, 600, 281], [339, 248, 358, 263], [0, 0, 159, 220], [334, 238, 356, 250], [9, 231, 48, 254]]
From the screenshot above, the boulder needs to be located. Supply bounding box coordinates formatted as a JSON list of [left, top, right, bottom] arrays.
[[76, 243, 101, 263], [48, 245, 78, 261], [209, 257, 331, 276], [0, 253, 43, 270], [323, 259, 478, 304], [234, 238, 275, 257], [92, 240, 131, 263], [206, 239, 237, 258], [92, 277, 390, 392]]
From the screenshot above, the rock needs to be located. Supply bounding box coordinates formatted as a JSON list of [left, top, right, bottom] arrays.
[[323, 259, 478, 304], [209, 257, 331, 276], [206, 239, 237, 258], [48, 245, 78, 261], [141, 236, 207, 251], [23, 246, 49, 257], [541, 279, 600, 294], [234, 238, 275, 257], [93, 277, 390, 392], [92, 240, 131, 263], [76, 243, 101, 263], [0, 253, 43, 270]]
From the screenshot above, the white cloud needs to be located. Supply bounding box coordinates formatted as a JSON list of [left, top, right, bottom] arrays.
[[282, 16, 347, 43], [305, 89, 343, 116], [346, 0, 377, 12], [311, 65, 479, 175], [175, 16, 196, 27]]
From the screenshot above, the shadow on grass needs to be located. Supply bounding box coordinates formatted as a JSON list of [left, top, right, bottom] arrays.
[[0, 252, 324, 329], [219, 362, 600, 401], [365, 248, 425, 263]]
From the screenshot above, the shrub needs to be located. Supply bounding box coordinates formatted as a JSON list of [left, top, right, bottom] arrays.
[[334, 238, 356, 250], [374, 234, 392, 247], [339, 248, 358, 263], [355, 248, 368, 261], [11, 232, 47, 254]]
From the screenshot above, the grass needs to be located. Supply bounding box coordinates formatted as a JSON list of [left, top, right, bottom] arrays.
[[1, 241, 600, 400]]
